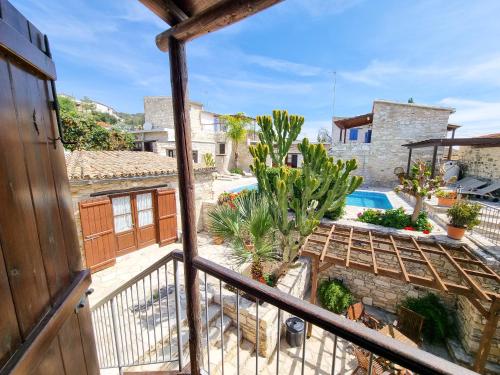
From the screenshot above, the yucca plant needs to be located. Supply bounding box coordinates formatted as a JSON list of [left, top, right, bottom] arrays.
[[208, 191, 278, 280]]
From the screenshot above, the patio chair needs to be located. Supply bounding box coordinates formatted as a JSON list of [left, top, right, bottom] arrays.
[[395, 306, 425, 345], [347, 302, 382, 330], [461, 181, 500, 200], [450, 177, 487, 191], [353, 347, 390, 375]]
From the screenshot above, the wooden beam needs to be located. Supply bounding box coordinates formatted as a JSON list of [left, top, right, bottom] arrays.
[[156, 0, 283, 51], [345, 227, 353, 267], [467, 297, 489, 318], [411, 237, 448, 292], [461, 246, 500, 282], [139, 0, 188, 25], [319, 262, 333, 273], [368, 231, 378, 275], [473, 298, 500, 373], [320, 225, 335, 262], [436, 243, 490, 302], [168, 36, 202, 375], [390, 235, 410, 282], [464, 268, 500, 281]]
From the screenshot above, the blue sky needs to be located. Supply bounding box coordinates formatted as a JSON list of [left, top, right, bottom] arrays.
[[11, 0, 500, 138]]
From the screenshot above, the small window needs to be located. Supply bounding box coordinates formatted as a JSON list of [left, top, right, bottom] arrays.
[[192, 150, 199, 163], [364, 129, 372, 143], [167, 149, 176, 158], [112, 196, 133, 233], [349, 128, 359, 141], [218, 143, 226, 155], [136, 193, 153, 227]]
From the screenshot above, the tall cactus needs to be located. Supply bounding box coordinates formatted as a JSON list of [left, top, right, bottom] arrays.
[[250, 110, 363, 262]]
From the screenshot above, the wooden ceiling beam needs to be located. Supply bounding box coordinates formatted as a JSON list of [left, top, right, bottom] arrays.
[[411, 237, 448, 292], [390, 235, 410, 282], [156, 0, 283, 51], [139, 0, 188, 25], [320, 225, 335, 262]]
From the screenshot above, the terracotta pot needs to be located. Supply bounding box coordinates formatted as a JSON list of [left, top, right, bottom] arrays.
[[212, 236, 224, 245], [438, 197, 457, 207], [447, 225, 466, 240]]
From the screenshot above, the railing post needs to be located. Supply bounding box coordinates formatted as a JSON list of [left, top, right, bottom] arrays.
[[168, 35, 203, 375], [110, 297, 123, 374], [174, 259, 184, 371]]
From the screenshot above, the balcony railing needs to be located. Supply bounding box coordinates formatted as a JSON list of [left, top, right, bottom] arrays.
[[90, 249, 476, 375], [470, 202, 500, 245]]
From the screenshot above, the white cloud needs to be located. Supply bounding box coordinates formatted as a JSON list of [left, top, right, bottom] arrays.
[[246, 54, 328, 77], [439, 98, 500, 137]]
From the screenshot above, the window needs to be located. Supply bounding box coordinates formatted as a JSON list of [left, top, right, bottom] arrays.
[[112, 196, 133, 233], [192, 150, 198, 163], [364, 129, 372, 143], [218, 143, 226, 155], [167, 149, 176, 158], [136, 193, 154, 227], [349, 128, 359, 141]]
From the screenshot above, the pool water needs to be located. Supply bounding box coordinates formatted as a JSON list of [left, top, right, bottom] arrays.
[[346, 191, 392, 210], [229, 185, 392, 210]]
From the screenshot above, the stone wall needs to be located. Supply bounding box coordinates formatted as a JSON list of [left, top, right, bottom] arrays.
[[219, 257, 311, 357], [458, 146, 500, 181], [331, 101, 452, 187], [70, 171, 214, 267]]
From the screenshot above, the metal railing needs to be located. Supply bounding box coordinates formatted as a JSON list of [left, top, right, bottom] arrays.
[[91, 250, 476, 375], [471, 202, 500, 245]]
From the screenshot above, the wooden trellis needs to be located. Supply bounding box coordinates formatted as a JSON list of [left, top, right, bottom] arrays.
[[301, 224, 500, 372]]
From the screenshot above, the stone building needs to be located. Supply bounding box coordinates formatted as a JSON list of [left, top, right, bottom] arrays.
[[330, 100, 456, 186], [131, 96, 257, 173], [457, 133, 500, 181], [66, 150, 215, 272]]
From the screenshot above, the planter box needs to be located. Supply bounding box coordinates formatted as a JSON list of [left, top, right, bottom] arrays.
[[437, 197, 457, 207]]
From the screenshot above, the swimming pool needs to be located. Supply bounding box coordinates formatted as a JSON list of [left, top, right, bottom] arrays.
[[229, 185, 392, 210]]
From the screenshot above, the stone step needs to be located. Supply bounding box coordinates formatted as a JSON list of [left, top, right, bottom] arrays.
[[210, 327, 256, 375]]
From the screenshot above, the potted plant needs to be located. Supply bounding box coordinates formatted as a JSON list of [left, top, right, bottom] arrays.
[[446, 200, 481, 240], [435, 189, 457, 207]]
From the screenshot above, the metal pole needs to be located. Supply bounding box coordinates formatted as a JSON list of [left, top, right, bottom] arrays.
[[174, 260, 184, 371], [110, 297, 123, 374]]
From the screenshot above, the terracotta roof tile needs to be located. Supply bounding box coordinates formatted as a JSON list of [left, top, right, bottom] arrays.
[[65, 151, 215, 180]]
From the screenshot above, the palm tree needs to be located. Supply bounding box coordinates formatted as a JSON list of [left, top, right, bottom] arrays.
[[208, 191, 277, 280], [221, 113, 249, 169]]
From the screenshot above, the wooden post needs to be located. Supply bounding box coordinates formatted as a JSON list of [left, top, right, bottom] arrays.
[[473, 298, 499, 374], [343, 129, 347, 144], [447, 128, 456, 160], [168, 35, 202, 375], [307, 256, 319, 338], [430, 145, 438, 178], [406, 148, 412, 175]]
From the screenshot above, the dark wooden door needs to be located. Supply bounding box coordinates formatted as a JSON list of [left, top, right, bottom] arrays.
[[157, 189, 178, 245], [79, 198, 117, 272], [0, 1, 98, 373]]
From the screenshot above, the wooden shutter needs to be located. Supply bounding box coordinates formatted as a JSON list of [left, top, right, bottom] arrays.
[[156, 189, 178, 245], [79, 197, 117, 272]]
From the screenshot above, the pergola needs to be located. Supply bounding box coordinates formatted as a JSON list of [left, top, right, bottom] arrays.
[[403, 137, 500, 177], [334, 113, 373, 143], [300, 224, 499, 372]]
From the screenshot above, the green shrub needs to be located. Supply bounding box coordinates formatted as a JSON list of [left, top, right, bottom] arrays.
[[230, 167, 244, 175], [324, 198, 346, 220], [358, 207, 433, 233], [401, 293, 456, 343], [447, 200, 481, 229], [317, 279, 352, 314]]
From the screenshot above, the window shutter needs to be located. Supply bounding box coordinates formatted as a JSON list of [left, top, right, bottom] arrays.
[[156, 189, 178, 246]]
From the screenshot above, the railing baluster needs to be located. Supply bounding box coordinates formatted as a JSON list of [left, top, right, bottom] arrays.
[[94, 307, 106, 366], [149, 274, 158, 363], [104, 303, 116, 367], [276, 309, 281, 375], [135, 282, 146, 360], [125, 287, 139, 364], [256, 298, 259, 375], [331, 335, 337, 375], [165, 263, 173, 359], [174, 259, 184, 371], [368, 352, 374, 375], [110, 297, 123, 371], [118, 292, 129, 365], [205, 272, 211, 375], [157, 268, 165, 362], [142, 277, 151, 361], [236, 289, 240, 375], [301, 319, 306, 375], [219, 279, 224, 375]]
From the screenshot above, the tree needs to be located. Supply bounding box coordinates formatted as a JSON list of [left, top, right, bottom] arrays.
[[395, 161, 443, 223], [221, 113, 250, 169], [317, 128, 332, 144], [208, 191, 277, 280], [250, 110, 363, 262]]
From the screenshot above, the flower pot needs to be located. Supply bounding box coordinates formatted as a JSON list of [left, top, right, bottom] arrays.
[[447, 225, 466, 240], [212, 236, 224, 245], [438, 197, 457, 207]]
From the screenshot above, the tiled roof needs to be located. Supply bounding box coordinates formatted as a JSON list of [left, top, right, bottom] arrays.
[[66, 151, 215, 180]]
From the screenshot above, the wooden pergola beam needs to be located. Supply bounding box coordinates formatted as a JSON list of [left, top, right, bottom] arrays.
[[368, 231, 378, 275], [320, 225, 335, 262], [139, 0, 188, 25], [411, 237, 448, 292], [390, 235, 410, 282], [473, 298, 500, 373], [156, 0, 283, 51], [345, 227, 354, 267]]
